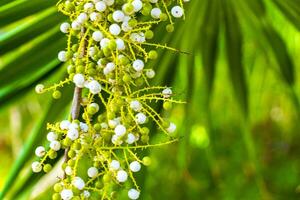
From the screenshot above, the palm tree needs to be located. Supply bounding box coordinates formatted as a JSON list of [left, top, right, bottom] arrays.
[[1, 0, 300, 199]]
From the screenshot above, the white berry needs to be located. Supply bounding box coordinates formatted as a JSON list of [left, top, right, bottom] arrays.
[[47, 131, 58, 142], [87, 167, 98, 178], [31, 161, 42, 173], [114, 124, 127, 136], [135, 113, 147, 124], [35, 84, 44, 94], [167, 122, 176, 133], [50, 140, 61, 151], [130, 100, 142, 112], [151, 8, 161, 19], [92, 31, 103, 42], [100, 38, 110, 49], [80, 122, 89, 132], [35, 146, 45, 157], [129, 161, 141, 172], [77, 13, 88, 23], [116, 170, 128, 182], [145, 69, 155, 78], [58, 51, 67, 62], [113, 10, 125, 22], [72, 176, 85, 190], [109, 23, 121, 35], [73, 74, 85, 88], [65, 166, 72, 175], [67, 128, 79, 140], [132, 59, 144, 71], [95, 1, 107, 12], [110, 160, 120, 170], [111, 134, 123, 145], [60, 120, 71, 130], [88, 80, 101, 94], [132, 0, 143, 12], [60, 189, 73, 200], [116, 38, 125, 50], [171, 6, 184, 18], [162, 88, 172, 98], [60, 22, 70, 33], [126, 133, 136, 144], [128, 189, 140, 200]]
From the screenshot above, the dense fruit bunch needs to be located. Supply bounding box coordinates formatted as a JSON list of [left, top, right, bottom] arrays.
[[33, 0, 188, 199]]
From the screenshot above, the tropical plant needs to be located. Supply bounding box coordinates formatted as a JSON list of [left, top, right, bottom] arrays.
[[1, 0, 300, 199]]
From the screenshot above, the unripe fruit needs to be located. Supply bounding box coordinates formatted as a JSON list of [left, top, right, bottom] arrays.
[[142, 156, 152, 166], [148, 50, 158, 59], [163, 102, 172, 110], [166, 24, 174, 32], [54, 183, 63, 192], [43, 164, 52, 173], [52, 90, 61, 99]]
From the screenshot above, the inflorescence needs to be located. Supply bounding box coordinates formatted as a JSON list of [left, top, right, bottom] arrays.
[[33, 0, 189, 199]]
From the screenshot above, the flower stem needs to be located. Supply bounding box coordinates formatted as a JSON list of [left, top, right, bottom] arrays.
[[63, 27, 86, 178]]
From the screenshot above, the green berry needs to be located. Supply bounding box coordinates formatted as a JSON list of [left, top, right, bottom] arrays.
[[76, 65, 85, 73], [73, 142, 81, 150], [65, 2, 75, 12], [43, 164, 52, 173], [160, 13, 168, 21], [49, 150, 57, 159], [141, 127, 149, 135], [52, 90, 61, 99], [103, 173, 112, 183], [163, 102, 172, 110], [53, 183, 63, 192], [103, 47, 111, 57], [88, 105, 98, 115], [142, 156, 152, 166], [63, 137, 72, 147], [123, 3, 134, 15], [166, 24, 174, 32], [128, 19, 137, 27], [68, 159, 75, 167], [72, 44, 79, 52], [148, 50, 158, 60], [67, 65, 75, 74], [145, 30, 154, 39], [88, 68, 96, 76], [52, 193, 61, 200], [141, 135, 149, 144], [68, 149, 76, 158], [119, 56, 129, 65], [95, 180, 104, 188], [122, 74, 132, 83], [108, 40, 117, 50], [94, 123, 101, 131], [135, 77, 144, 86]]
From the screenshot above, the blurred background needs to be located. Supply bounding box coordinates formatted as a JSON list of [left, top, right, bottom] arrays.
[[1, 0, 300, 199]]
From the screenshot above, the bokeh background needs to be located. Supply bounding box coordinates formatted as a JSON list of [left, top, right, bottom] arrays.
[[1, 0, 300, 199]]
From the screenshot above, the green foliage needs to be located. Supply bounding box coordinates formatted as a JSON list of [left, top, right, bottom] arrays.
[[0, 0, 300, 199]]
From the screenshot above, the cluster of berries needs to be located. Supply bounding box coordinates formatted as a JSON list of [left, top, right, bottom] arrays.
[[33, 0, 188, 199]]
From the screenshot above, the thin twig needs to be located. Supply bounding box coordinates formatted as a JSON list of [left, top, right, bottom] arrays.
[[63, 27, 87, 178]]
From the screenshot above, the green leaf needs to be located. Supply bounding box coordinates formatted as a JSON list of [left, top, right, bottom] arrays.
[[237, 0, 295, 85], [200, 0, 220, 95], [0, 7, 64, 55], [0, 27, 65, 93], [0, 0, 56, 27], [223, 0, 249, 115], [262, 24, 295, 84], [0, 74, 73, 199], [272, 0, 300, 31], [0, 59, 61, 108]]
